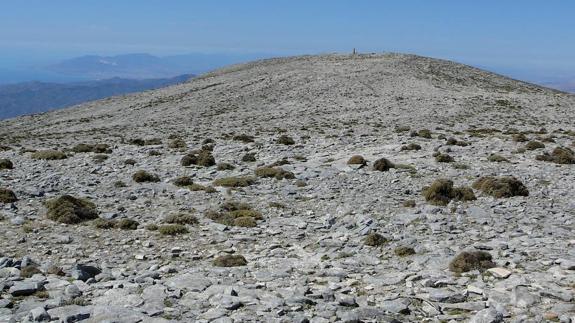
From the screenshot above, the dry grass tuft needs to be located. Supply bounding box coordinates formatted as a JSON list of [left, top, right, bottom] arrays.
[[31, 150, 67, 160], [449, 251, 495, 273], [373, 158, 395, 171], [132, 170, 160, 183], [158, 224, 188, 235], [255, 167, 295, 180], [472, 176, 529, 198], [213, 254, 248, 267], [0, 159, 14, 170], [422, 179, 476, 206], [213, 176, 256, 187], [45, 195, 98, 224], [364, 233, 387, 246]]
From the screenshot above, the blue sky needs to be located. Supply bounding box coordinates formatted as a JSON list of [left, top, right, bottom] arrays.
[[0, 1, 573, 81]]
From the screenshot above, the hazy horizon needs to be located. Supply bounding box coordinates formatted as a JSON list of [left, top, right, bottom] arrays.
[[1, 1, 574, 88]]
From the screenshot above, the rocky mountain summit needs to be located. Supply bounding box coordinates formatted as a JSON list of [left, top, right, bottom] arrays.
[[1, 53, 574, 322]]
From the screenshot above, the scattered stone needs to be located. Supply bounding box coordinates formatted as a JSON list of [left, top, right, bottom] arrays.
[[9, 282, 40, 296], [486, 267, 511, 279]]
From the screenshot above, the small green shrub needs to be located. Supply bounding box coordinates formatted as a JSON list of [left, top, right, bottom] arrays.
[[217, 163, 235, 170], [116, 218, 139, 230], [168, 138, 187, 149], [213, 254, 247, 267], [158, 224, 188, 235], [452, 186, 476, 202], [227, 209, 263, 219], [0, 188, 17, 203], [536, 147, 575, 164], [93, 218, 116, 229], [472, 176, 529, 198], [72, 143, 94, 153], [181, 150, 215, 167], [417, 129, 432, 139], [164, 213, 198, 225], [72, 143, 111, 154], [400, 143, 421, 151], [222, 201, 251, 211], [364, 233, 387, 247], [173, 176, 194, 187], [394, 246, 416, 257], [148, 150, 162, 156], [512, 133, 528, 142], [206, 202, 262, 226], [446, 138, 469, 146], [373, 158, 395, 171], [449, 251, 495, 273], [525, 141, 545, 150], [403, 200, 416, 208], [132, 170, 160, 183], [145, 224, 158, 231], [254, 167, 295, 180], [93, 154, 108, 163], [114, 181, 127, 188], [31, 150, 67, 160], [233, 216, 257, 227], [233, 134, 255, 143], [45, 195, 97, 224], [129, 138, 161, 146], [347, 155, 367, 166], [269, 202, 286, 208], [213, 176, 256, 187], [188, 183, 217, 193], [435, 153, 455, 163], [487, 154, 509, 162], [395, 126, 410, 133], [422, 179, 476, 206], [452, 163, 469, 170], [551, 147, 575, 164], [0, 159, 14, 170], [241, 153, 257, 162], [277, 135, 295, 145]]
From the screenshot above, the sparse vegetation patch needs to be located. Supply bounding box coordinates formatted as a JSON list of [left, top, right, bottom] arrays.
[[373, 158, 395, 171], [158, 224, 188, 235], [364, 233, 387, 246], [255, 167, 295, 180], [422, 179, 476, 206], [472, 176, 529, 198], [536, 147, 575, 164], [133, 170, 160, 183], [0, 188, 17, 203], [213, 254, 248, 267], [31, 150, 67, 160], [213, 176, 256, 187], [277, 135, 295, 145], [0, 158, 13, 170], [347, 155, 367, 166], [449, 251, 495, 273], [45, 195, 98, 224]]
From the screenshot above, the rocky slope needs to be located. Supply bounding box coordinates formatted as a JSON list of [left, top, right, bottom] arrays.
[[0, 53, 574, 322]]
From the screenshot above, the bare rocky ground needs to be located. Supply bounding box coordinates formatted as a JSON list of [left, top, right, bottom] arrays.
[[0, 53, 574, 322]]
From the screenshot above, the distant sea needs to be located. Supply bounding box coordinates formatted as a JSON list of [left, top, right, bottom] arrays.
[[0, 68, 89, 85]]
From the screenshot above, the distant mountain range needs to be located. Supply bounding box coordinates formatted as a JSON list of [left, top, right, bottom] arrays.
[[48, 53, 269, 79], [0, 74, 192, 120], [542, 80, 575, 93], [0, 52, 273, 119]]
